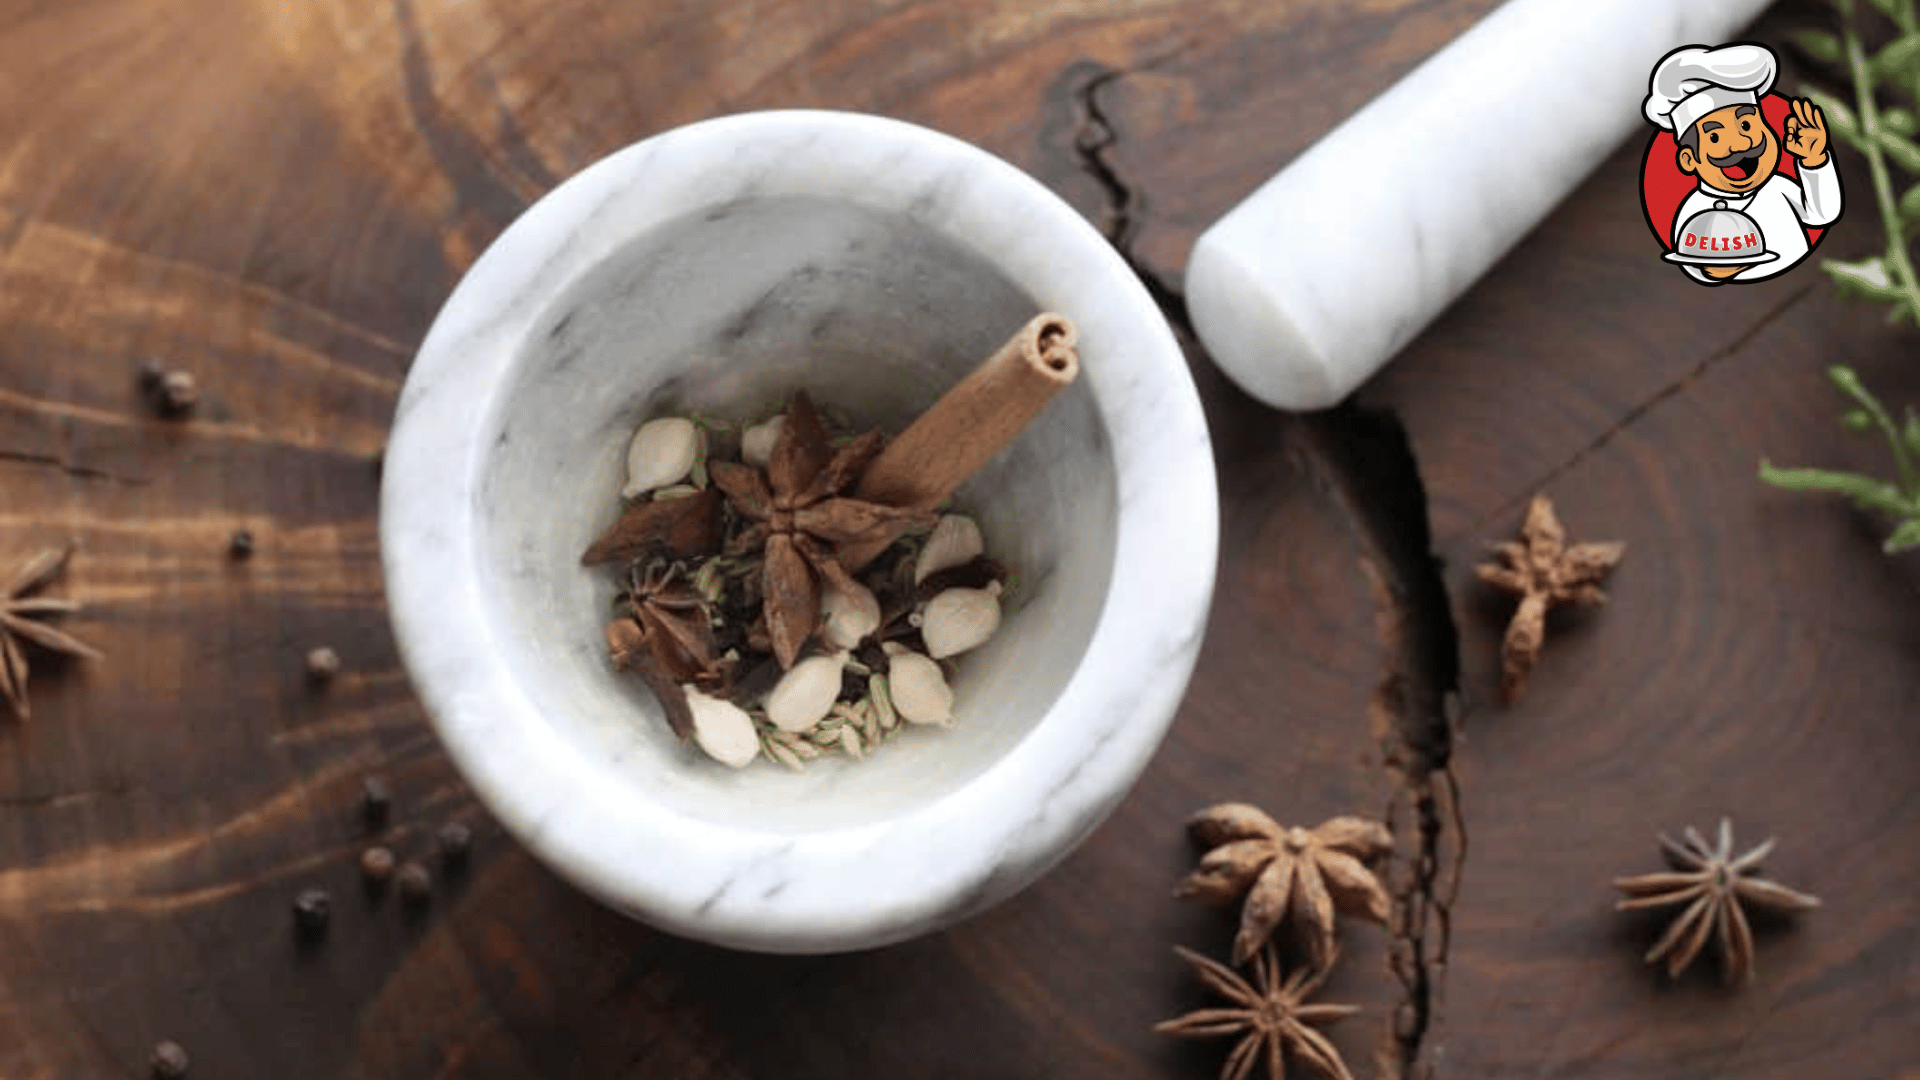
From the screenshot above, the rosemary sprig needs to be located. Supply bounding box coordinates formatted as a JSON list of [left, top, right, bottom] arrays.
[[1760, 366, 1920, 553], [1795, 0, 1920, 316], [1764, 0, 1920, 553]]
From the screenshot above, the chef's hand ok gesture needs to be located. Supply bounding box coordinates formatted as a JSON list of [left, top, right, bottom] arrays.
[[1784, 98, 1829, 168]]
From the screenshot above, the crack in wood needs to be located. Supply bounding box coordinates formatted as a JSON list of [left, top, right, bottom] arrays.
[[1299, 407, 1464, 1080], [0, 448, 149, 486], [1450, 280, 1820, 546], [1066, 65, 1465, 1080], [1266, 404, 1469, 1080], [1069, 63, 1192, 335]]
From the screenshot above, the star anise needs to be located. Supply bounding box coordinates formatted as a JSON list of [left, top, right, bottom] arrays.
[[605, 561, 721, 740], [1155, 944, 1359, 1080], [707, 392, 931, 669], [1475, 493, 1624, 703], [1178, 803, 1393, 967], [581, 488, 723, 567], [1613, 819, 1820, 986], [2, 545, 104, 721]]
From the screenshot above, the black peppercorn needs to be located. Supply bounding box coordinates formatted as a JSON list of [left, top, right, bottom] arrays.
[[150, 1039, 190, 1079], [137, 359, 167, 392], [359, 775, 390, 827], [157, 370, 198, 415], [436, 821, 472, 864], [359, 846, 396, 886], [228, 529, 254, 559], [396, 861, 432, 904], [292, 888, 332, 937]]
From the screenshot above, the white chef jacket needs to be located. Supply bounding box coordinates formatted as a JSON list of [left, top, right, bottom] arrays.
[[1671, 159, 1842, 283]]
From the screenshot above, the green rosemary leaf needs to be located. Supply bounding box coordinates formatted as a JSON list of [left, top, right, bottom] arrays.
[[1834, 367, 1919, 491], [1879, 128, 1920, 174], [1826, 256, 1892, 287], [1830, 366, 1890, 422], [1872, 32, 1920, 81], [1826, 257, 1906, 303], [1884, 519, 1920, 553], [1803, 86, 1862, 146], [1798, 29, 1845, 63], [1836, 124, 1873, 155], [1758, 462, 1912, 515], [1764, 0, 1920, 552]]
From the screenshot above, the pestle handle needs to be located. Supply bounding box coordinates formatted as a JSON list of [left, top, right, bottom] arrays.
[[1185, 0, 1777, 411]]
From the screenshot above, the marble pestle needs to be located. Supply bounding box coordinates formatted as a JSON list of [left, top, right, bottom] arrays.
[[1186, 0, 1777, 411]]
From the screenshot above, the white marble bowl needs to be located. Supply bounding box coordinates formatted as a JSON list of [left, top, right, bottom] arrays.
[[380, 110, 1216, 953]]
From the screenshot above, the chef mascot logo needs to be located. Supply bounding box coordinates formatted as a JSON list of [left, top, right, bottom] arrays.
[[1641, 43, 1843, 285]]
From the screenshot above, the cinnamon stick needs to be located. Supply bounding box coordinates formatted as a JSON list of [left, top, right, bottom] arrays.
[[838, 313, 1079, 570]]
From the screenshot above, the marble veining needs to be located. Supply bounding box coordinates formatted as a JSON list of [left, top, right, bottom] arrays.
[[1187, 0, 1778, 411], [381, 110, 1217, 954]]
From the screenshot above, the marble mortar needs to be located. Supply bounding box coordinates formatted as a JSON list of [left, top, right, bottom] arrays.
[[380, 110, 1217, 953]]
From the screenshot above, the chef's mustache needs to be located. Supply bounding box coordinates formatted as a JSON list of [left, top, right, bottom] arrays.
[[1707, 140, 1767, 169]]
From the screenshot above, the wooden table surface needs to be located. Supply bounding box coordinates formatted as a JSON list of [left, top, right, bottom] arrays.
[[5, 1, 1918, 1077]]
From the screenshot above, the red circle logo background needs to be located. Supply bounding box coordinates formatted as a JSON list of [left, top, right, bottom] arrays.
[[1639, 92, 1826, 251]]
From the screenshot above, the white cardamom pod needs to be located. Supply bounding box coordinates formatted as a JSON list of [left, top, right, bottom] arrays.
[[685, 687, 760, 768], [819, 577, 881, 650], [920, 581, 1003, 659], [914, 514, 985, 584], [764, 651, 847, 733], [868, 672, 898, 730], [622, 417, 698, 498], [888, 651, 953, 726], [741, 414, 786, 469]]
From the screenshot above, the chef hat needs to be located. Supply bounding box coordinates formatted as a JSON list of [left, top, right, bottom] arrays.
[[1643, 44, 1778, 138]]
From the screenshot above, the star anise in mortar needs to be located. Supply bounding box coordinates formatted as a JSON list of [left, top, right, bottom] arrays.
[[1178, 803, 1393, 967], [1155, 944, 1360, 1080], [1613, 819, 1820, 986], [605, 561, 721, 739], [581, 488, 723, 567], [2, 545, 104, 721], [1475, 493, 1624, 703], [707, 392, 932, 669]]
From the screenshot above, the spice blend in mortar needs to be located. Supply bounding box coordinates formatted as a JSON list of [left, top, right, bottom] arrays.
[[581, 314, 1080, 769]]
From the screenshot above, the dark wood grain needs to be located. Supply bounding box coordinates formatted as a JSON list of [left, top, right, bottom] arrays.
[[3, 0, 1915, 1077]]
